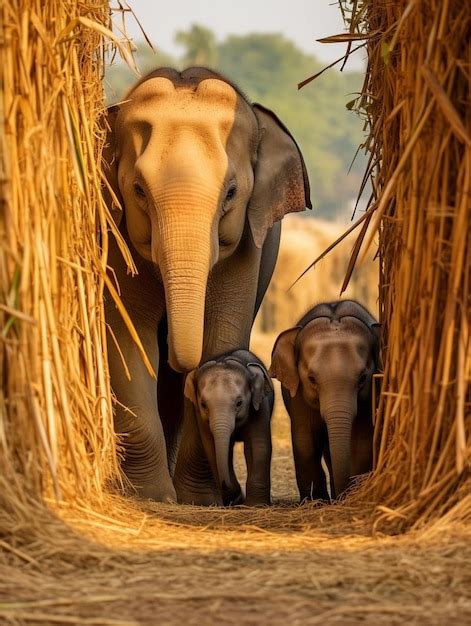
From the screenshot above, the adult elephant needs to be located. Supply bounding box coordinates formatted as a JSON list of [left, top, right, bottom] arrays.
[[103, 67, 311, 504]]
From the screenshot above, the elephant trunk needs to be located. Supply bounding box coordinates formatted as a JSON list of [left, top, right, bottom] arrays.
[[162, 258, 208, 373], [155, 210, 215, 373], [320, 389, 357, 499], [211, 414, 235, 496]]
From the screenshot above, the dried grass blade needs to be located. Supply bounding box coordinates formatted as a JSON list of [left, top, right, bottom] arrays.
[[103, 272, 156, 378], [421, 64, 471, 146]]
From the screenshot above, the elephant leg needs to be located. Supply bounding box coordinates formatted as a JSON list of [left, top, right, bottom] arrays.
[[223, 443, 243, 506], [108, 318, 176, 502], [292, 423, 328, 502], [157, 317, 184, 476], [173, 400, 222, 505], [290, 396, 328, 501], [243, 403, 272, 506]]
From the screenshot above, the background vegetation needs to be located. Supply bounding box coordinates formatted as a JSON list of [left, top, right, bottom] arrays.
[[105, 25, 367, 221]]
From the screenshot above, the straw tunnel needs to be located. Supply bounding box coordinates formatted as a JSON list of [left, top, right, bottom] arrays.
[[1, 1, 469, 624]]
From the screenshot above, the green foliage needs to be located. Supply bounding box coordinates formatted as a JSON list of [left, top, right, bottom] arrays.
[[175, 24, 217, 67], [105, 27, 367, 220]]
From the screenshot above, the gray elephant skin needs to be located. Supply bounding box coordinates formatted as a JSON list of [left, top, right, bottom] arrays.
[[184, 350, 274, 506], [269, 300, 380, 501], [103, 67, 311, 504]]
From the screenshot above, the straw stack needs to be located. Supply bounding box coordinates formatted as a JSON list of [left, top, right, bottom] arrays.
[[0, 0, 119, 514], [341, 0, 470, 530]]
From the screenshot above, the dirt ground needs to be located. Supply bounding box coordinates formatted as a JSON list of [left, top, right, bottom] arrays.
[[1, 334, 470, 625], [1, 448, 470, 625]]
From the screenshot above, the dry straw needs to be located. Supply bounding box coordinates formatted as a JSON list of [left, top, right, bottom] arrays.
[[330, 0, 470, 531], [0, 0, 122, 509]]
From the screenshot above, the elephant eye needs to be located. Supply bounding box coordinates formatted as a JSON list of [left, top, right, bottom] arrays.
[[225, 183, 237, 202], [308, 374, 317, 386], [200, 400, 208, 411], [358, 372, 367, 387], [235, 399, 243, 409], [133, 182, 146, 198]]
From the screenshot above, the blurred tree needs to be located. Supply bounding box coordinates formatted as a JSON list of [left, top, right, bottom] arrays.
[[175, 24, 217, 67]]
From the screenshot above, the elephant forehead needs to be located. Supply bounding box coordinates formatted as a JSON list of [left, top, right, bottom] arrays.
[[130, 75, 237, 99], [301, 322, 369, 353], [303, 316, 370, 338], [199, 368, 246, 392], [194, 78, 238, 105], [122, 78, 253, 138], [130, 76, 176, 99], [127, 77, 236, 111]]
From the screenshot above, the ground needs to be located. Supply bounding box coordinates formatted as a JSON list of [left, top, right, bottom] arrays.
[[0, 334, 470, 625]]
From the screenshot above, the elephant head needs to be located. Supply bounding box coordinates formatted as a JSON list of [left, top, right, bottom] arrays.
[[184, 357, 273, 504], [103, 67, 310, 373], [270, 301, 380, 498]]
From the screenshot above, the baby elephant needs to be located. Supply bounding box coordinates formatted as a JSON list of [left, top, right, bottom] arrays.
[[270, 300, 380, 501], [184, 350, 274, 506]]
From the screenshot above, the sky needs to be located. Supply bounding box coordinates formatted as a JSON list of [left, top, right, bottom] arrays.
[[113, 0, 365, 71]]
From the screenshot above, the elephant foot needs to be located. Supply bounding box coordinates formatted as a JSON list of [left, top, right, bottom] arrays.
[[137, 484, 177, 503], [128, 474, 177, 503], [174, 462, 222, 505], [244, 495, 271, 507], [299, 492, 331, 504], [176, 487, 223, 506], [222, 488, 244, 507], [298, 482, 330, 503], [299, 492, 330, 506], [244, 483, 271, 506]]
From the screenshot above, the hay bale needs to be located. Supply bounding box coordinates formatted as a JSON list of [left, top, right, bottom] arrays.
[[342, 0, 470, 530], [0, 0, 118, 510]]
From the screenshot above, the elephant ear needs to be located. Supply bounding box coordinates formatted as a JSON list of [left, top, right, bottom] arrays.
[[248, 104, 311, 248], [102, 104, 123, 226], [184, 360, 218, 405], [269, 327, 301, 398], [183, 370, 197, 405], [247, 363, 274, 411]]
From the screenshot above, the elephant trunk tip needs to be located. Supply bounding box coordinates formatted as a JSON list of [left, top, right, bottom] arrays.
[[168, 342, 202, 374]]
